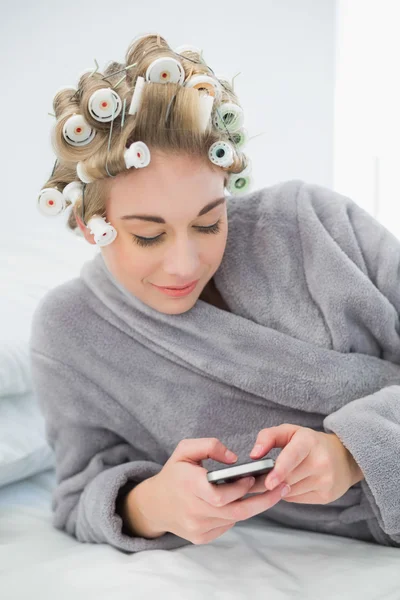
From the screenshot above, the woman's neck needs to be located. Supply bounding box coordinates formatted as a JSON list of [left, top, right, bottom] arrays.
[[199, 277, 231, 312]]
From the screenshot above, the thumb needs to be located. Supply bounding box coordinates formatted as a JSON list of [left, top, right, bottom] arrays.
[[249, 424, 301, 458], [172, 437, 238, 465]]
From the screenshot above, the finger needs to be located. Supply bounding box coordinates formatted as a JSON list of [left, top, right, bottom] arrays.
[[249, 424, 301, 458], [246, 474, 272, 494], [221, 482, 290, 522], [265, 434, 312, 491], [280, 475, 315, 499], [264, 458, 312, 491], [173, 437, 238, 465], [249, 462, 311, 494], [199, 475, 256, 507], [193, 522, 235, 545], [282, 491, 321, 504]]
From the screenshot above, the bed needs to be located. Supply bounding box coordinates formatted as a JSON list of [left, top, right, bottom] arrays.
[[2, 224, 400, 599], [1, 467, 400, 599]]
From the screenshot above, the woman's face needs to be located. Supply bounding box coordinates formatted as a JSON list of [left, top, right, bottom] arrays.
[[76, 150, 228, 315]]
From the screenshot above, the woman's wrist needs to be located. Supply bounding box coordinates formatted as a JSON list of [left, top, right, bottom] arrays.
[[121, 477, 167, 539]]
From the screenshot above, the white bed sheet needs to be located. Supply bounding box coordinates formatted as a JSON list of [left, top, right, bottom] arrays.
[[1, 470, 400, 599]]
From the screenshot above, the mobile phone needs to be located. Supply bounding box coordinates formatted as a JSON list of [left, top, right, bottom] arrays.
[[207, 458, 275, 485]]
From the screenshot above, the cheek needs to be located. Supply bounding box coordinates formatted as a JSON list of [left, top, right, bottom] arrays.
[[213, 221, 228, 253], [113, 236, 159, 279], [201, 224, 228, 261], [101, 235, 137, 275]]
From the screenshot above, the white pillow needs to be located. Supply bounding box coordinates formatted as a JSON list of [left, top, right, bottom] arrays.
[[0, 222, 98, 397], [0, 341, 32, 398], [0, 391, 55, 488], [0, 222, 97, 485]]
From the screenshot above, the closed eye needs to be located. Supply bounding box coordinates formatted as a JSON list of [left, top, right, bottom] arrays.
[[131, 219, 222, 248]]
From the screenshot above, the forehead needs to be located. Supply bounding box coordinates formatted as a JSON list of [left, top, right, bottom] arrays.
[[107, 152, 226, 217]]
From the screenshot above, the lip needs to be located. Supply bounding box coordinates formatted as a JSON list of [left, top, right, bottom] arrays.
[[151, 279, 200, 298], [154, 280, 199, 290]]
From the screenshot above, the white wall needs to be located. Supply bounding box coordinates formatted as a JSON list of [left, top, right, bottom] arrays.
[[334, 0, 400, 239], [0, 0, 336, 241]]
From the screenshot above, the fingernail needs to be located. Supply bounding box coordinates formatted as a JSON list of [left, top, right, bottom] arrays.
[[266, 476, 280, 491], [281, 484, 290, 497], [225, 450, 237, 461], [250, 444, 264, 456]]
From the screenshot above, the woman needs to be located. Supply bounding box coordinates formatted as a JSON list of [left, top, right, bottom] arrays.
[[31, 33, 400, 553]]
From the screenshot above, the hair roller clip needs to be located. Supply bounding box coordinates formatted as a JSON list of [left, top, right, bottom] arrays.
[[88, 88, 122, 122], [208, 141, 235, 168], [37, 188, 66, 217], [87, 216, 117, 247], [124, 141, 151, 169], [198, 94, 214, 133], [63, 181, 83, 205], [63, 114, 96, 146], [226, 173, 252, 195], [145, 57, 185, 85], [230, 127, 248, 149], [226, 159, 253, 194], [213, 102, 244, 133], [185, 75, 222, 101], [76, 162, 94, 183], [128, 76, 145, 116]]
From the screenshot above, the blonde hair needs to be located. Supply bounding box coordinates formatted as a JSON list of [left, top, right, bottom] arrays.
[[41, 34, 249, 232]]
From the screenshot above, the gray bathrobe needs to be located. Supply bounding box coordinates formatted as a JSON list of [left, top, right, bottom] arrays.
[[29, 179, 400, 553]]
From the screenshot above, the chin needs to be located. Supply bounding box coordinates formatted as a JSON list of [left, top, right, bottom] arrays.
[[158, 301, 198, 316], [147, 294, 198, 315]]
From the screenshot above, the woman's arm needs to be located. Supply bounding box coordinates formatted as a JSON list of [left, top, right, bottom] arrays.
[[117, 478, 167, 539], [300, 182, 400, 546], [30, 348, 188, 553]]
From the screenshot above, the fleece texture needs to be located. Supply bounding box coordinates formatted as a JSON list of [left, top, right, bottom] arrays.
[[30, 179, 400, 552]]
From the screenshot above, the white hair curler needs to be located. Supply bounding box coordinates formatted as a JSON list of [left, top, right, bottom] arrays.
[[62, 181, 83, 205], [198, 94, 214, 133], [213, 102, 244, 133], [87, 216, 117, 247], [185, 74, 222, 102], [124, 141, 151, 169], [37, 188, 67, 217], [230, 127, 248, 149], [226, 158, 253, 195], [63, 114, 96, 147], [77, 161, 94, 183], [208, 141, 235, 168], [226, 173, 253, 195], [88, 88, 122, 122], [128, 76, 145, 116], [146, 57, 185, 85], [37, 181, 84, 217]]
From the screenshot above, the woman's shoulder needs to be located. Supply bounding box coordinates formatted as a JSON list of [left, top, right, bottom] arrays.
[[227, 179, 306, 219], [225, 179, 309, 246], [228, 178, 361, 240], [29, 276, 89, 357]]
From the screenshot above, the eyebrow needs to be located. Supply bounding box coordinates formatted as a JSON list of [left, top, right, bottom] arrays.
[[119, 197, 226, 223]]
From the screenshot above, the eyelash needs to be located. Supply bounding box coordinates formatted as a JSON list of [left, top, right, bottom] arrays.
[[131, 219, 222, 248]]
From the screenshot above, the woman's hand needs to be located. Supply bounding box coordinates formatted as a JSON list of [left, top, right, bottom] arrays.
[[247, 424, 364, 504], [136, 437, 288, 546]]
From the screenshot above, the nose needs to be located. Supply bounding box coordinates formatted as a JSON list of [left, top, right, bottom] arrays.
[[163, 235, 201, 279]]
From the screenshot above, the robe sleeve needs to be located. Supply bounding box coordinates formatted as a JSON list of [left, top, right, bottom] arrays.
[[315, 184, 400, 545], [29, 348, 191, 553]]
